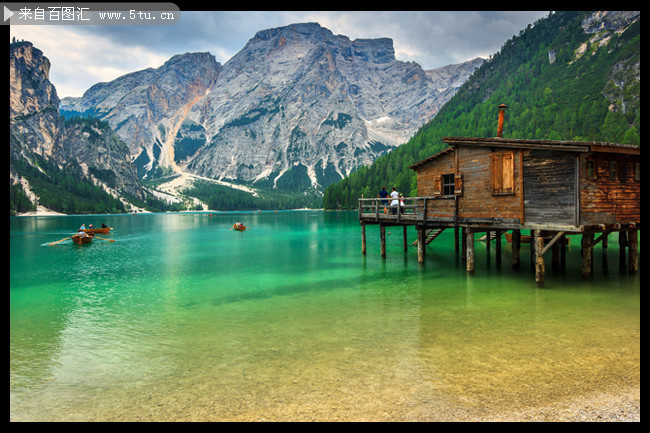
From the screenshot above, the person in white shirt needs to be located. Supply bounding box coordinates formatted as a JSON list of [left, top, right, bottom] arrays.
[[390, 187, 400, 214]]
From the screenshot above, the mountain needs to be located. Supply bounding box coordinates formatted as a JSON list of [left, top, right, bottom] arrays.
[[324, 11, 640, 210], [60, 52, 222, 179], [10, 41, 175, 215], [10, 41, 62, 161], [60, 22, 483, 199]]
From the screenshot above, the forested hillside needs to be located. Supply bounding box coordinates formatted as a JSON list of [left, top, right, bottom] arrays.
[[323, 11, 640, 210]]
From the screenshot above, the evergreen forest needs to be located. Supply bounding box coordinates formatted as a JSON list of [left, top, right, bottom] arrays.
[[10, 116, 186, 215], [10, 154, 128, 215], [183, 180, 322, 211]]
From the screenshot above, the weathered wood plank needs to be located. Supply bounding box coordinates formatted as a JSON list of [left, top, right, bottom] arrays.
[[523, 150, 577, 226], [579, 154, 640, 225], [466, 229, 474, 273]]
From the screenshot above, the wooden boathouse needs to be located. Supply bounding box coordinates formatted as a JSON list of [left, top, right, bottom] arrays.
[[359, 110, 640, 286]]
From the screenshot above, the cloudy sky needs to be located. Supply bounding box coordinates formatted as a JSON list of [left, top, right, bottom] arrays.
[[10, 9, 549, 98]]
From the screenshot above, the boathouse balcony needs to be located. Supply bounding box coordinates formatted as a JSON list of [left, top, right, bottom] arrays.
[[359, 196, 445, 225], [359, 196, 524, 230]]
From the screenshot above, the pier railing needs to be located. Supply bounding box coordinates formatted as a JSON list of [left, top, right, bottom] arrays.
[[358, 196, 449, 223]]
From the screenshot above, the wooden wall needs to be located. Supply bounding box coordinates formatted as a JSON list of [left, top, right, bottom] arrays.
[[415, 149, 456, 218], [523, 150, 578, 226], [415, 146, 524, 221], [414, 144, 639, 228], [458, 146, 522, 221], [579, 153, 640, 226]]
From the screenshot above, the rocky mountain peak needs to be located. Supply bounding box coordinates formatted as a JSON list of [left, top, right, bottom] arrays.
[[247, 22, 396, 65], [59, 23, 484, 195], [10, 41, 59, 119], [10, 40, 62, 159], [251, 22, 330, 42], [10, 40, 146, 210], [581, 11, 640, 34]]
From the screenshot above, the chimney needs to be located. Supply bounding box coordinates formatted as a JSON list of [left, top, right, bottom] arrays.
[[497, 104, 507, 138]]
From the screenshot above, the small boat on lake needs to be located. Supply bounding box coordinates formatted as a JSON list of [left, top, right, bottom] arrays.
[[233, 224, 246, 231], [83, 227, 111, 234], [71, 233, 94, 245]]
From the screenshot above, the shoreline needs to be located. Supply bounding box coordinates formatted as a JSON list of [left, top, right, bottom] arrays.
[[13, 208, 325, 217], [10, 383, 639, 422], [442, 386, 640, 422], [501, 389, 639, 422]]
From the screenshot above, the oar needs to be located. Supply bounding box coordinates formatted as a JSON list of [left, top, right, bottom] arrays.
[[49, 236, 71, 245], [94, 236, 115, 242]]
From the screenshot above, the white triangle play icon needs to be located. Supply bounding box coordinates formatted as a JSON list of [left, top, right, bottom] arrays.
[[4, 6, 14, 22]]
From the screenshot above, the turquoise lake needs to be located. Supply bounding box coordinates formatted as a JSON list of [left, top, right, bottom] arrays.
[[10, 210, 640, 421]]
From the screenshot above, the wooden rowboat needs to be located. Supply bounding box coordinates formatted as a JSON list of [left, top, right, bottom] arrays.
[[83, 227, 111, 234], [504, 231, 570, 245], [71, 233, 93, 245], [233, 224, 246, 231]]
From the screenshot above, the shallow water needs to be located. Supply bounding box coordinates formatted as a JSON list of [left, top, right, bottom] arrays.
[[10, 211, 640, 421]]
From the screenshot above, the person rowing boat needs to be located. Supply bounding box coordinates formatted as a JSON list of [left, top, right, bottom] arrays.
[[71, 229, 93, 245]]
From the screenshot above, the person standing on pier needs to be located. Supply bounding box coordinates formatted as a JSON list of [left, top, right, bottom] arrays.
[[378, 187, 389, 214], [390, 187, 400, 215]]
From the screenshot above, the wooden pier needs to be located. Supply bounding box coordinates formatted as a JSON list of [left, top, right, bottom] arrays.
[[359, 132, 640, 286]]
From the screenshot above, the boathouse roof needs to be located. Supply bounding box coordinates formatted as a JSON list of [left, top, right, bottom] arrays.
[[409, 136, 640, 170]]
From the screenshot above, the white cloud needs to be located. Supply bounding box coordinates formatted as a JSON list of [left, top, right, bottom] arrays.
[[11, 25, 168, 97]]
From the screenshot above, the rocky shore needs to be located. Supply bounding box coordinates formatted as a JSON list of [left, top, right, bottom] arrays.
[[404, 386, 640, 422], [480, 388, 640, 422]]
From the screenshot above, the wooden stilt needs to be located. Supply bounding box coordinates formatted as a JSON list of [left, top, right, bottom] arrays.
[[380, 225, 386, 258], [628, 229, 638, 273], [495, 230, 502, 267], [403, 225, 408, 251], [361, 223, 366, 254], [454, 227, 459, 254], [534, 229, 545, 287], [466, 229, 475, 273], [416, 227, 425, 263], [461, 227, 467, 261], [485, 230, 491, 267], [600, 234, 609, 275], [512, 229, 521, 269], [552, 234, 560, 269], [530, 230, 535, 266], [619, 231, 627, 272], [582, 233, 594, 279]]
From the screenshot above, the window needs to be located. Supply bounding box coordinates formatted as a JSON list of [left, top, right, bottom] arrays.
[[635, 163, 640, 181], [442, 174, 455, 196], [434, 173, 462, 196], [586, 160, 596, 179], [619, 162, 627, 181], [490, 152, 515, 195], [609, 161, 617, 180]]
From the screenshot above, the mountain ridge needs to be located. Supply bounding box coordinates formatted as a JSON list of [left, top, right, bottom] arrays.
[[60, 22, 484, 197], [10, 41, 155, 215], [11, 22, 487, 214]]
